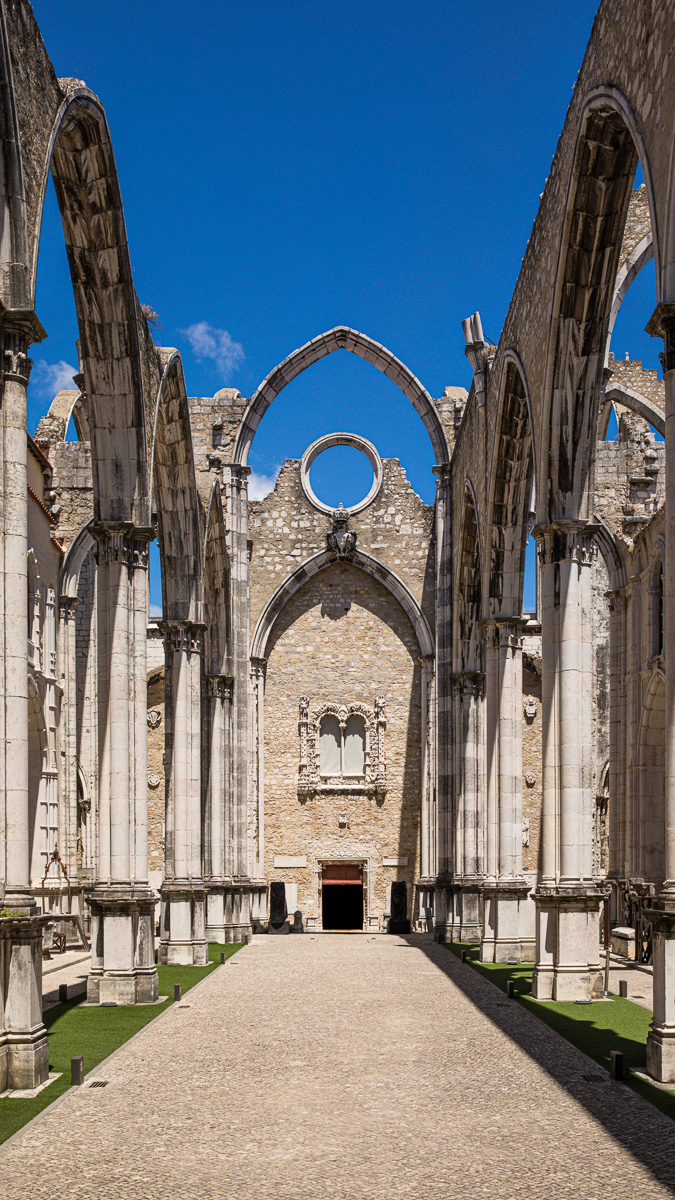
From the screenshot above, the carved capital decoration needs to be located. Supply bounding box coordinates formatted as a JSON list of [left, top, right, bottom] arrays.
[[147, 708, 162, 729], [250, 657, 266, 682], [327, 504, 357, 560], [450, 671, 484, 701], [298, 696, 386, 798], [158, 621, 204, 656], [59, 595, 80, 621], [646, 302, 675, 374], [532, 521, 597, 568], [204, 674, 234, 701], [93, 523, 153, 570]]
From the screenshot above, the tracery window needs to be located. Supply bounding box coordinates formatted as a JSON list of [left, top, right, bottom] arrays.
[[319, 712, 366, 777], [299, 697, 386, 797]]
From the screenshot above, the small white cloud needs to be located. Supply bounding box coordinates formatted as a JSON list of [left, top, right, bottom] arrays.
[[182, 321, 244, 378], [149, 603, 163, 619], [31, 359, 78, 397], [248, 467, 280, 501]]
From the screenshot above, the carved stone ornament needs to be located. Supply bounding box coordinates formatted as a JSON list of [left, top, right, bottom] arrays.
[[525, 772, 536, 787], [522, 818, 530, 848], [327, 504, 357, 560], [147, 709, 162, 729], [148, 774, 162, 789], [298, 696, 386, 798], [524, 697, 537, 720]]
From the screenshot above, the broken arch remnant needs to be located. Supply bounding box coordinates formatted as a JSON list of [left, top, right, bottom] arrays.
[[1, 0, 675, 1095]]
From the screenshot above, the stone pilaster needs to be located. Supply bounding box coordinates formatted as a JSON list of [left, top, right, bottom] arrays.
[[530, 522, 605, 1000], [225, 463, 253, 938], [448, 672, 484, 942], [0, 312, 50, 1087], [481, 620, 530, 962], [203, 674, 234, 941], [87, 524, 158, 1004], [645, 302, 675, 1078], [159, 621, 208, 966], [58, 595, 82, 913], [432, 463, 453, 921]]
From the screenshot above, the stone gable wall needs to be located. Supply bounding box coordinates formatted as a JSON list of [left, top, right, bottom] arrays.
[[262, 560, 422, 927]]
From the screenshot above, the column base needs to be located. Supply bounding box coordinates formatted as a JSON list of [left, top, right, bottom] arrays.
[[160, 884, 209, 965], [480, 882, 531, 963], [87, 888, 159, 1005], [645, 902, 675, 1082], [531, 887, 604, 1000], [0, 915, 50, 1091]]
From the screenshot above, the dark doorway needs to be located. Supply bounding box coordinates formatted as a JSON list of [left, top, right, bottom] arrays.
[[321, 864, 364, 930]]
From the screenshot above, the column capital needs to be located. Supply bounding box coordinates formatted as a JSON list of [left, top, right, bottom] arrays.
[[158, 620, 205, 655], [59, 594, 81, 620], [450, 670, 484, 699], [646, 302, 675, 373], [203, 674, 233, 700], [531, 521, 598, 567], [224, 462, 251, 482], [432, 461, 452, 485], [92, 523, 154, 569], [482, 616, 527, 650], [250, 656, 266, 680]]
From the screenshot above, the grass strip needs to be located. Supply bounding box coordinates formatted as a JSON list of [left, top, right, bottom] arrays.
[[0, 942, 242, 1145], [445, 941, 675, 1123]]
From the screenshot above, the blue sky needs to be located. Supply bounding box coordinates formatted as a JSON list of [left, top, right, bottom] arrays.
[[29, 1, 661, 612]]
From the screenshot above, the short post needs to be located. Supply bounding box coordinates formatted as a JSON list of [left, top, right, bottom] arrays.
[[619, 980, 628, 998], [58, 983, 68, 1003], [71, 1055, 84, 1086], [610, 1050, 623, 1081], [174, 983, 182, 1002], [220, 951, 226, 965], [461, 949, 467, 963], [506, 980, 515, 999]]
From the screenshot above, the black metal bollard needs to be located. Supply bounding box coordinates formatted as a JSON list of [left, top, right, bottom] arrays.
[[619, 980, 628, 998], [461, 949, 467, 963], [506, 980, 515, 999], [59, 983, 68, 1003], [610, 1050, 624, 1081], [174, 983, 182, 1002], [220, 951, 227, 965], [71, 1055, 84, 1086]]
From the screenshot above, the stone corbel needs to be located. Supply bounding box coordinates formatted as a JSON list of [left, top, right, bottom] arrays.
[[646, 303, 675, 374], [462, 311, 490, 406]]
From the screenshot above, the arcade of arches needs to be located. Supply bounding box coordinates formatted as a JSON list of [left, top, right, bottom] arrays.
[[2, 0, 675, 1103]]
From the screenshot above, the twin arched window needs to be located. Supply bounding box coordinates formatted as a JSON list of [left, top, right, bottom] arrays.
[[319, 713, 366, 776]]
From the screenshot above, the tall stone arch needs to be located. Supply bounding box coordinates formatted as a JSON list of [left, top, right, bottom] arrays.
[[486, 353, 535, 617], [232, 326, 450, 468]]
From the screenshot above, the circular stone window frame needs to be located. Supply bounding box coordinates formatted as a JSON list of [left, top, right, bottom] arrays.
[[300, 432, 383, 516]]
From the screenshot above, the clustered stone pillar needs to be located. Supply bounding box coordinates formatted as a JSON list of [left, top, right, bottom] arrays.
[[481, 619, 528, 963], [58, 595, 82, 913], [531, 523, 604, 1000], [432, 462, 453, 938], [0, 316, 50, 1088], [451, 673, 484, 942], [87, 525, 158, 1004], [159, 621, 208, 965], [204, 674, 234, 942], [646, 303, 675, 1081], [225, 463, 253, 938]]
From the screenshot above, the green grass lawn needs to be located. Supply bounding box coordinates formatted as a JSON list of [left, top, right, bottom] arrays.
[[445, 941, 675, 1122], [0, 942, 242, 1145]]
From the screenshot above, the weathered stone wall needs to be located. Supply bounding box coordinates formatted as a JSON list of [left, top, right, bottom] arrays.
[[263, 560, 421, 927], [522, 657, 543, 878]]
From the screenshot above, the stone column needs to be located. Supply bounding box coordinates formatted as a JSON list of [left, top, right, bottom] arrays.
[[432, 463, 453, 932], [87, 524, 158, 1004], [481, 619, 529, 962], [159, 621, 208, 965], [455, 672, 484, 942], [607, 589, 627, 922], [531, 523, 604, 1000], [224, 463, 253, 938], [203, 674, 233, 942], [0, 314, 50, 1087], [58, 596, 82, 912], [645, 303, 675, 1080]]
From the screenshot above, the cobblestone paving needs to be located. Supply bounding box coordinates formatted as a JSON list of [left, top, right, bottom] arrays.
[[3, 934, 675, 1198], [42, 952, 91, 1011]]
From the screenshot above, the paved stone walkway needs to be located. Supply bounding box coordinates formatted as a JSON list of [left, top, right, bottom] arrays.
[[3, 934, 675, 1198]]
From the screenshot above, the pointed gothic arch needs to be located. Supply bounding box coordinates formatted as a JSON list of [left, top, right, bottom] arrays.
[[232, 326, 449, 468], [456, 481, 482, 673], [250, 547, 434, 662], [487, 353, 535, 617], [541, 87, 660, 523]]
